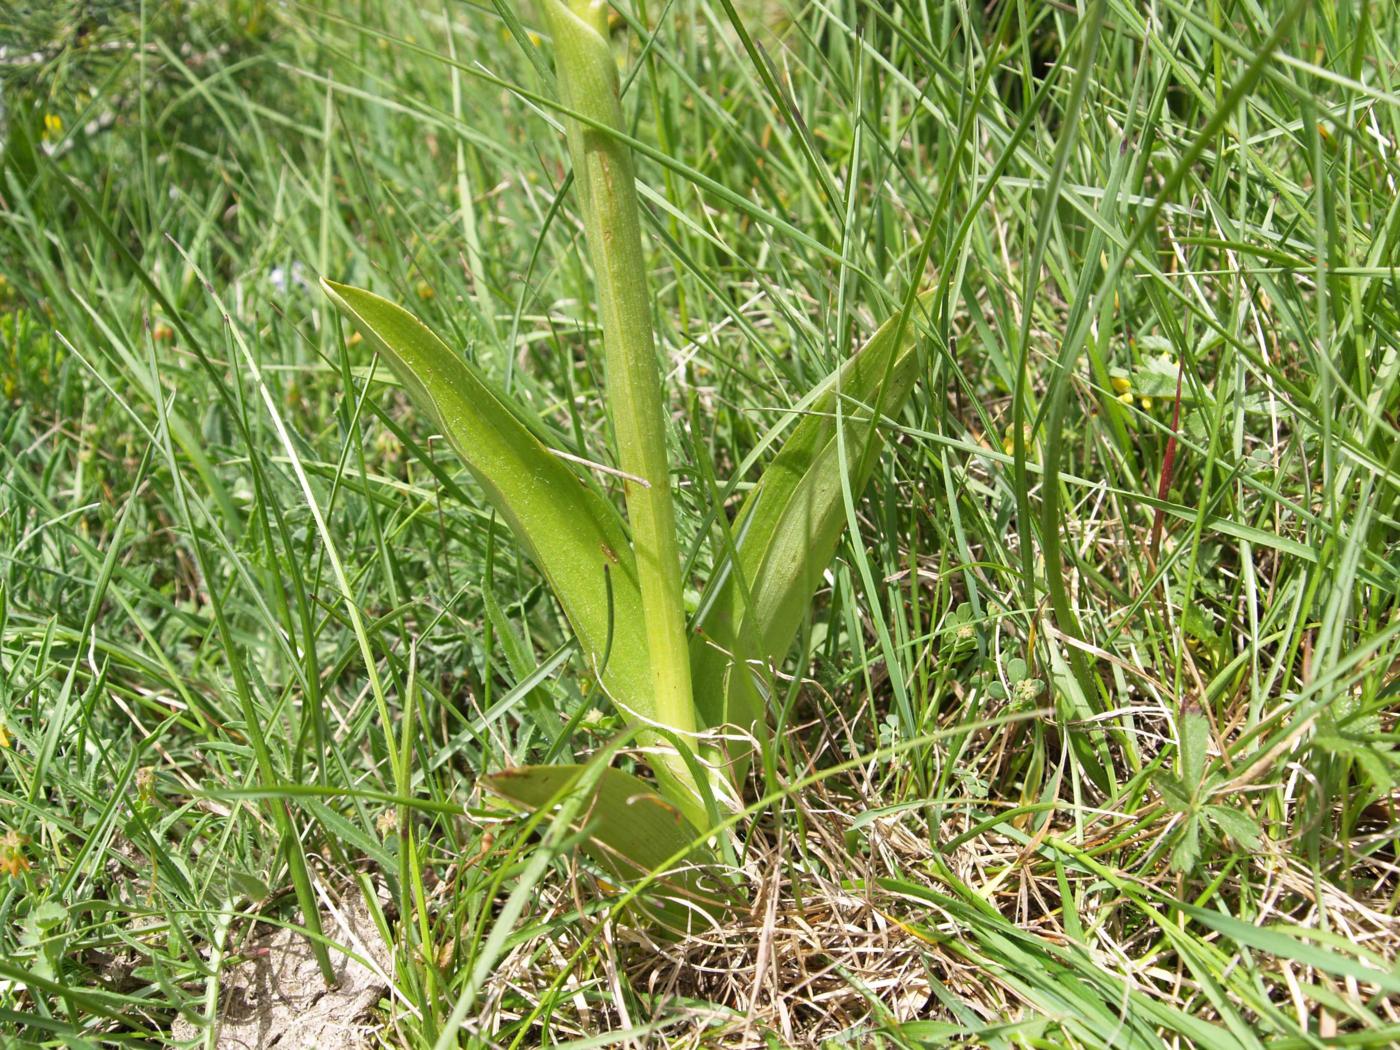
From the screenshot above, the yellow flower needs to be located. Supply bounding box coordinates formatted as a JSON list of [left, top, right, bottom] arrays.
[[152, 322, 174, 342], [0, 830, 29, 878], [43, 113, 63, 139], [1109, 371, 1131, 395], [415, 280, 435, 301], [347, 330, 363, 347], [0, 720, 9, 747], [1002, 423, 1034, 457]]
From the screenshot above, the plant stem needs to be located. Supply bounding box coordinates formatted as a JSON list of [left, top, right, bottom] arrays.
[[540, 0, 711, 823]]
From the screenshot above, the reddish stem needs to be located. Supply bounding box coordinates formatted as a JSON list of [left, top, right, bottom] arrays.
[[1149, 361, 1185, 559]]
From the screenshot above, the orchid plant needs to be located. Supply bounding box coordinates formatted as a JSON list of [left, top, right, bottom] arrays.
[[322, 0, 930, 930]]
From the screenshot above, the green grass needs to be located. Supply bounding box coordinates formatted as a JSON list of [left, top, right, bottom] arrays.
[[2, 0, 1400, 1046]]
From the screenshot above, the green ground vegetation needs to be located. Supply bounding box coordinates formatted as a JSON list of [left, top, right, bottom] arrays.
[[1, 0, 1399, 1046]]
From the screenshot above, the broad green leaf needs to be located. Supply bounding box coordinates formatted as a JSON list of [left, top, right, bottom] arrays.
[[1206, 805, 1263, 851], [1155, 773, 1192, 813], [1179, 707, 1211, 794], [690, 292, 933, 741], [27, 901, 67, 930], [320, 280, 655, 725], [1170, 814, 1201, 873], [483, 764, 735, 932]]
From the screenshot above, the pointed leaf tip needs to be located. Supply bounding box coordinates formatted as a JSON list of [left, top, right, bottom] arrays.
[[319, 280, 658, 733]]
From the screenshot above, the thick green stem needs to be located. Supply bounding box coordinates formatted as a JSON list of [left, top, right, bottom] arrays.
[[541, 0, 716, 824]]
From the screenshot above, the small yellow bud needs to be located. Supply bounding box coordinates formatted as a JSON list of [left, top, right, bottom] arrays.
[[43, 113, 63, 137], [415, 280, 435, 301], [1109, 372, 1131, 394], [347, 330, 363, 347], [1140, 396, 1152, 410], [152, 322, 174, 342], [1001, 423, 1033, 457], [1117, 391, 1134, 405]]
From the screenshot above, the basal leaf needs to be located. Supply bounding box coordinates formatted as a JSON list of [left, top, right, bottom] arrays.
[[321, 280, 655, 724], [483, 764, 736, 932], [690, 292, 934, 743]]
